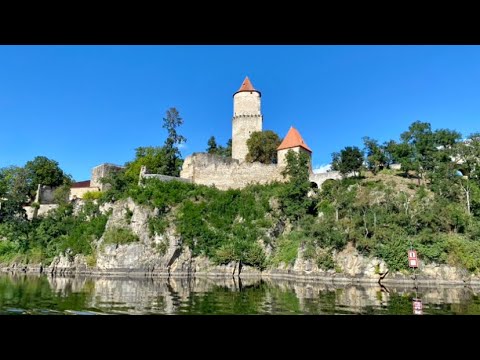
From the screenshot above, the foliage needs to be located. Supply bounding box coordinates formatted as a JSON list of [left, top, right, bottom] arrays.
[[103, 227, 139, 245], [24, 156, 72, 198], [280, 150, 315, 221], [206, 136, 232, 157], [53, 184, 71, 206], [246, 130, 281, 164], [363, 137, 388, 175], [317, 253, 335, 270], [162, 107, 186, 177], [331, 146, 364, 177], [82, 191, 103, 201], [124, 146, 168, 183], [206, 136, 218, 154]]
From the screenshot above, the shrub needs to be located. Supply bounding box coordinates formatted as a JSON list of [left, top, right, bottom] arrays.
[[83, 191, 103, 200], [103, 227, 139, 245]]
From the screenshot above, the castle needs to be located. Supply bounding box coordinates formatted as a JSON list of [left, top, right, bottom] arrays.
[[72, 77, 340, 198], [178, 76, 340, 189]]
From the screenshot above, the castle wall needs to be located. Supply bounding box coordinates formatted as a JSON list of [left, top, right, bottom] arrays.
[[91, 163, 124, 190], [309, 171, 342, 187], [70, 187, 99, 200], [34, 185, 56, 204], [180, 153, 285, 190]]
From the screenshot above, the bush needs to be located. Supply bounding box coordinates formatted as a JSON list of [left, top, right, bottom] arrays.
[[317, 253, 335, 270], [103, 227, 139, 245], [83, 191, 103, 200]]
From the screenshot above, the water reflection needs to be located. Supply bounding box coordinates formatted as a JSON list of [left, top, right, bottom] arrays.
[[0, 274, 479, 315]]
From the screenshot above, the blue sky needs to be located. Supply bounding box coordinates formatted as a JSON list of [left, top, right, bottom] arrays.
[[1, 45, 479, 180]]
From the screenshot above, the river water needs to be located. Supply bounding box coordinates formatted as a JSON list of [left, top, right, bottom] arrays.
[[0, 274, 479, 315]]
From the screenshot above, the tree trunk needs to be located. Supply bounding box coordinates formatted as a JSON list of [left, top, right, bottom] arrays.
[[465, 185, 471, 216], [335, 208, 339, 222], [363, 210, 369, 238]]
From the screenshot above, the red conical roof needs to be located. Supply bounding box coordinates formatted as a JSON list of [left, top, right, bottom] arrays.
[[234, 76, 261, 96], [238, 76, 255, 91], [277, 126, 312, 153]]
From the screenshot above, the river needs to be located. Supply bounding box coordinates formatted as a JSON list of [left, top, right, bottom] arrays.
[[0, 274, 479, 314]]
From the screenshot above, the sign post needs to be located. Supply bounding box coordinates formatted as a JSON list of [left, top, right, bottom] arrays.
[[408, 250, 419, 268], [412, 298, 423, 315]]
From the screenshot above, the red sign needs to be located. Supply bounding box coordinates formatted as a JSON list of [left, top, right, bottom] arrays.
[[413, 299, 423, 315], [408, 250, 419, 268]]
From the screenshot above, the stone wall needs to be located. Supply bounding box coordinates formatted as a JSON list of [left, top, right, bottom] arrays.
[[34, 185, 56, 204], [180, 153, 285, 190], [139, 166, 191, 184], [70, 187, 99, 200], [309, 171, 342, 187], [24, 204, 58, 220], [91, 163, 124, 190]]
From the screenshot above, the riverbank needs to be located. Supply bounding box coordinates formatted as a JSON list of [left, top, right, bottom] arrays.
[[1, 262, 479, 286]]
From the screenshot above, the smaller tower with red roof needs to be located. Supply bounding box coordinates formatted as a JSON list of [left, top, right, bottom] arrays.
[[277, 126, 312, 171]]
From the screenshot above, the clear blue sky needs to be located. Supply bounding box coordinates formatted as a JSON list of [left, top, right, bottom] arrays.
[[1, 45, 479, 181]]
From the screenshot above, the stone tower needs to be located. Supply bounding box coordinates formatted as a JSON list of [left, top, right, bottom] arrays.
[[232, 76, 263, 162], [277, 126, 313, 172]]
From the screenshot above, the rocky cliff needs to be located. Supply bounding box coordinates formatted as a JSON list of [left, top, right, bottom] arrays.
[[2, 197, 478, 285]]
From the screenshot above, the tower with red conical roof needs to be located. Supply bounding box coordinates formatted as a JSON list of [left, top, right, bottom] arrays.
[[232, 76, 263, 162], [277, 126, 312, 171]]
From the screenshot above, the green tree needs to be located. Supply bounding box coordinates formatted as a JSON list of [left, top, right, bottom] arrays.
[[363, 137, 387, 175], [453, 134, 480, 216], [162, 107, 186, 177], [246, 130, 281, 164], [124, 107, 187, 181], [217, 138, 232, 157], [24, 156, 71, 198], [280, 150, 314, 221], [0, 166, 30, 222], [124, 146, 167, 183], [206, 136, 218, 154], [331, 146, 364, 177]]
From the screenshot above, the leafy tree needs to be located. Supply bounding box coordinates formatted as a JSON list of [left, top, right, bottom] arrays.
[[124, 146, 167, 183], [452, 133, 480, 216], [331, 146, 364, 177], [123, 107, 187, 181], [363, 137, 387, 175], [206, 136, 218, 154], [25, 156, 71, 198], [246, 131, 281, 164], [435, 129, 462, 149], [280, 150, 314, 221], [162, 107, 186, 177], [53, 184, 72, 206], [0, 167, 30, 222]]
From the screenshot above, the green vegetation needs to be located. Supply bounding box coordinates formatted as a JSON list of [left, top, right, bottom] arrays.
[[1, 119, 480, 276], [206, 136, 232, 157], [246, 130, 282, 164], [82, 191, 103, 201], [123, 107, 186, 183], [332, 146, 364, 177], [103, 227, 139, 246]]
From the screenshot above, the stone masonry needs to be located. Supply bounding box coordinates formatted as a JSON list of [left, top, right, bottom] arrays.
[[177, 77, 341, 190], [231, 77, 263, 162]]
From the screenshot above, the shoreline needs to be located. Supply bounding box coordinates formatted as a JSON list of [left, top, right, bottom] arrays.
[[1, 266, 479, 287]]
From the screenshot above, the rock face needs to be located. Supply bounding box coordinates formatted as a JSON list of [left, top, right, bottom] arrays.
[[2, 197, 478, 285]]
